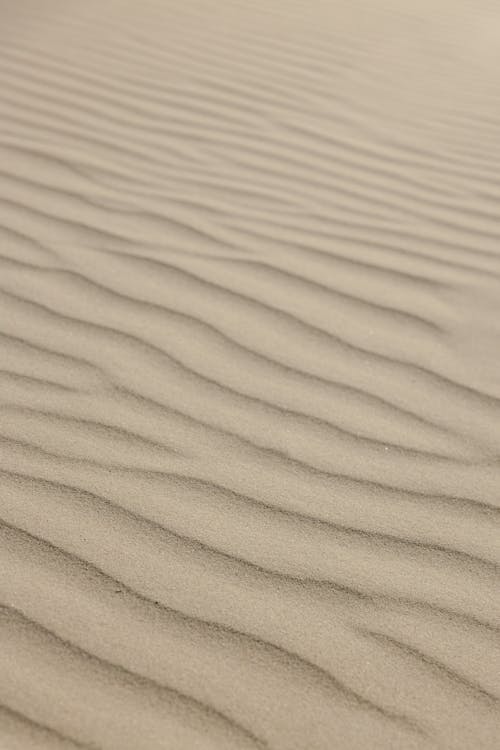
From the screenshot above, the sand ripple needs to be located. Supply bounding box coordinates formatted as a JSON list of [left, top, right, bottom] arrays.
[[1, 1, 500, 748]]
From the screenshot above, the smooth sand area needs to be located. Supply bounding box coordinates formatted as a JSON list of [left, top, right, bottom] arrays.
[[0, 1, 500, 748]]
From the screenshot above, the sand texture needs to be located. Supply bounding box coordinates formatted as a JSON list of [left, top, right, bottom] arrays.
[[1, 1, 500, 748]]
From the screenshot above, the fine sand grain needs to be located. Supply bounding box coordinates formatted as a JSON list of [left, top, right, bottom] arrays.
[[1, 1, 500, 748]]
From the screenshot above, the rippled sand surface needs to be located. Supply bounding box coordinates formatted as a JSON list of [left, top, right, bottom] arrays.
[[1, 1, 500, 748]]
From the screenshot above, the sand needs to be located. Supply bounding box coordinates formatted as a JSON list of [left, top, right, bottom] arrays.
[[0, 0, 499, 748]]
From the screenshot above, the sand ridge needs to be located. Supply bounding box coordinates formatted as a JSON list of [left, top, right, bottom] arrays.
[[0, 1, 499, 748]]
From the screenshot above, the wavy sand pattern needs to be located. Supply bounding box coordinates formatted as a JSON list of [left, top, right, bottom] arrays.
[[1, 1, 500, 748]]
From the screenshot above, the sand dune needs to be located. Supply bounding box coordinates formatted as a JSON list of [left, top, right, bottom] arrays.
[[1, 1, 500, 748]]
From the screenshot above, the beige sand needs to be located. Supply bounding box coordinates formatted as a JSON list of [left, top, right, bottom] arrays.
[[0, 1, 500, 748]]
